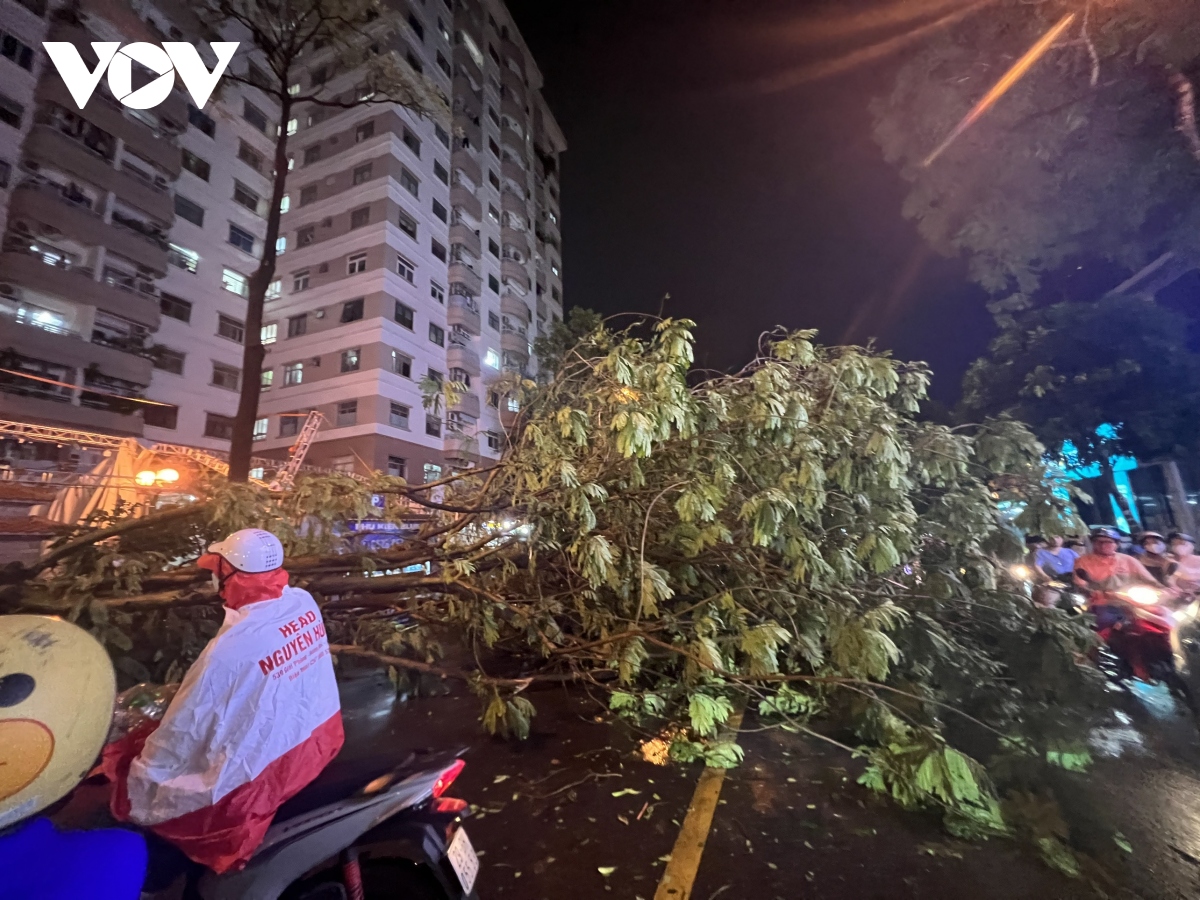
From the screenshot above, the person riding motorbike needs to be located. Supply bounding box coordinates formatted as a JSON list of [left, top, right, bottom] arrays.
[[1169, 532, 1200, 597], [1074, 526, 1161, 594], [102, 528, 344, 874], [0, 615, 148, 900], [1137, 531, 1177, 586]]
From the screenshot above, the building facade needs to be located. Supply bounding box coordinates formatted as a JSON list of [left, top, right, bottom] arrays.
[[0, 0, 563, 480]]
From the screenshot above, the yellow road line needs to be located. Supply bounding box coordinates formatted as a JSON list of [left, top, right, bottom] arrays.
[[654, 709, 745, 900]]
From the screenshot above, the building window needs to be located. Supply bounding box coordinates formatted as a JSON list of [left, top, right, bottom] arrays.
[[228, 223, 255, 254], [188, 104, 215, 137], [389, 402, 410, 429], [284, 362, 304, 385], [429, 323, 444, 346], [424, 462, 442, 483], [297, 225, 315, 247], [430, 282, 446, 304], [399, 168, 419, 197], [300, 184, 318, 206], [355, 120, 375, 143], [488, 310, 500, 330], [488, 274, 500, 293], [275, 236, 287, 255], [425, 414, 441, 437], [267, 279, 282, 300], [487, 389, 501, 408], [330, 455, 355, 473], [261, 323, 278, 344], [280, 413, 301, 437], [174, 195, 205, 226], [397, 210, 417, 239], [293, 270, 310, 291], [434, 160, 449, 185], [488, 170, 500, 190], [0, 33, 32, 70], [484, 348, 500, 368], [287, 314, 308, 337], [486, 432, 502, 451], [353, 163, 373, 185], [243, 101, 269, 133], [396, 255, 415, 283], [222, 268, 249, 297], [204, 412, 235, 440], [261, 369, 274, 389], [402, 126, 421, 156], [341, 297, 365, 322], [237, 140, 264, 172], [311, 65, 328, 85], [387, 455, 407, 477], [394, 301, 414, 329], [252, 417, 268, 440], [350, 206, 370, 229], [217, 314, 245, 342], [233, 181, 261, 213], [212, 362, 241, 390], [153, 347, 185, 374], [432, 199, 447, 223], [391, 350, 412, 377], [280, 195, 290, 213], [181, 149, 210, 180], [167, 243, 199, 273], [286, 118, 298, 136], [336, 399, 357, 426], [144, 403, 178, 429], [488, 138, 500, 158], [431, 239, 447, 262], [488, 238, 499, 258], [435, 123, 450, 148], [347, 252, 368, 275], [160, 293, 192, 322], [340, 348, 360, 372], [488, 204, 500, 223]]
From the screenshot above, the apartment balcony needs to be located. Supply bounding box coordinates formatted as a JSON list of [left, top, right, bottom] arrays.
[[452, 77, 482, 118], [448, 261, 483, 297], [447, 342, 481, 376], [500, 190, 527, 218], [451, 148, 482, 188], [0, 250, 161, 329], [0, 315, 154, 386], [448, 296, 482, 334], [453, 113, 481, 154], [501, 227, 529, 259], [501, 158, 526, 191], [501, 36, 526, 74], [501, 259, 531, 293], [449, 390, 481, 418], [501, 96, 525, 125], [444, 431, 477, 465], [501, 67, 525, 102], [501, 326, 529, 357], [450, 184, 482, 226], [448, 222, 481, 258], [500, 126, 525, 159], [501, 292, 531, 324], [453, 46, 483, 89], [25, 125, 174, 224], [499, 405, 521, 430], [8, 181, 168, 276], [0, 388, 143, 436], [537, 297, 551, 321]]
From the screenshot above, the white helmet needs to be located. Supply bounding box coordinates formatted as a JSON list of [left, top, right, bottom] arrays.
[[207, 528, 284, 573]]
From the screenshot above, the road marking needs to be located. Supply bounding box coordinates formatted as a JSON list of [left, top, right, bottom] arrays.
[[654, 709, 744, 900]]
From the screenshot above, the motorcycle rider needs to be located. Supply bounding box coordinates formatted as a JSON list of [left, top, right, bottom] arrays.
[[1033, 533, 1079, 581], [1074, 526, 1160, 592], [1138, 532, 1177, 586], [103, 528, 344, 874], [1169, 532, 1200, 596], [0, 615, 148, 900]]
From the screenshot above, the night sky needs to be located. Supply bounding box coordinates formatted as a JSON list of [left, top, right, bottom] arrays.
[[507, 0, 999, 401]]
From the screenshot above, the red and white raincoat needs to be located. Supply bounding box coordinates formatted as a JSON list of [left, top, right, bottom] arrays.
[[105, 561, 344, 872]]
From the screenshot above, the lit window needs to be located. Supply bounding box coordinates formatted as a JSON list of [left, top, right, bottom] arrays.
[[266, 279, 282, 300], [424, 462, 442, 482], [484, 348, 500, 369], [286, 118, 298, 135], [284, 362, 303, 385], [253, 417, 268, 440], [280, 195, 290, 213], [261, 369, 274, 389], [340, 348, 360, 372], [287, 83, 300, 96], [222, 268, 248, 297], [167, 243, 199, 273], [275, 236, 287, 255], [261, 323, 278, 344]]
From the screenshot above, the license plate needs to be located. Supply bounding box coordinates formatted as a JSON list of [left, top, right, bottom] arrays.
[[446, 826, 479, 895]]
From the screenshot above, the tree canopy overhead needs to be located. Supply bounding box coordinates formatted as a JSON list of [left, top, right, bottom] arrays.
[[872, 0, 1200, 293], [9, 319, 1094, 855]]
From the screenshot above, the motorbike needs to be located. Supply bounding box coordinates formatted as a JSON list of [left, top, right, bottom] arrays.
[[1086, 584, 1198, 711]]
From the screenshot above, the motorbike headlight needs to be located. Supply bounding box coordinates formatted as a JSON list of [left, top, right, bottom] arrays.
[[1124, 586, 1161, 606], [1010, 564, 1032, 581]]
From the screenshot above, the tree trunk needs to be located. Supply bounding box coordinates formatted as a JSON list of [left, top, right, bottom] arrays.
[[1099, 456, 1138, 530], [228, 92, 293, 482], [1160, 459, 1197, 535]]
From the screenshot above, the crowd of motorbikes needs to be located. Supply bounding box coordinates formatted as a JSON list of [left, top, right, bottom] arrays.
[[1016, 528, 1200, 715]]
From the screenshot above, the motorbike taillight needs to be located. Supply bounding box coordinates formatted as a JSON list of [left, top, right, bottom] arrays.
[[432, 759, 466, 798], [432, 796, 469, 814]]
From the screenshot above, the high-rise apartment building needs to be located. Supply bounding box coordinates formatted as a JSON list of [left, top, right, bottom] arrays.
[[253, 0, 565, 481], [0, 0, 563, 479]]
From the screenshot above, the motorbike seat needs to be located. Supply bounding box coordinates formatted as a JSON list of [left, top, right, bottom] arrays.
[[274, 748, 418, 823]]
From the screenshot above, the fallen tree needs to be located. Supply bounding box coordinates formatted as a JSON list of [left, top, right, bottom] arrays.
[[7, 318, 1097, 857]]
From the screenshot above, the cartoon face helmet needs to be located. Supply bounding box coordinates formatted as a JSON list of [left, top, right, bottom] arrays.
[[0, 615, 115, 830]]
